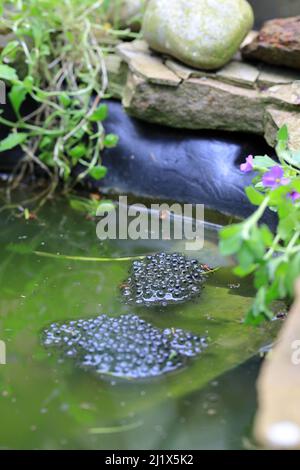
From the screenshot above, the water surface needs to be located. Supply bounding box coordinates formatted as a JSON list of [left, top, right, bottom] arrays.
[[0, 198, 279, 449]]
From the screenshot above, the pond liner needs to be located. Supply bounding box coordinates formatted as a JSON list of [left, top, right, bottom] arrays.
[[0, 98, 277, 225], [97, 100, 277, 225]]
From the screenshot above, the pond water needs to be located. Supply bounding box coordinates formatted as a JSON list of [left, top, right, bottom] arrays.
[[0, 197, 279, 450]]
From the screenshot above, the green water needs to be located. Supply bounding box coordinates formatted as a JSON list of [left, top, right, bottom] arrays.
[[0, 198, 279, 450]]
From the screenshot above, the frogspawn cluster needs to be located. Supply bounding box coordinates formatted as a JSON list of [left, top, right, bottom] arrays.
[[43, 314, 207, 379], [121, 252, 210, 307]]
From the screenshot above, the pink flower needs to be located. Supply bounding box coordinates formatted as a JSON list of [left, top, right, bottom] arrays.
[[240, 155, 254, 173], [288, 191, 300, 202], [262, 166, 290, 189]]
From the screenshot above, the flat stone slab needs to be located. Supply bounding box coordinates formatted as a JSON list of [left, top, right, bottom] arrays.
[[106, 37, 300, 149], [116, 40, 181, 86]]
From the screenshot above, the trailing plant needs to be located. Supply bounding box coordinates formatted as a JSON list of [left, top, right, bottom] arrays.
[[220, 126, 300, 324], [0, 0, 134, 212]]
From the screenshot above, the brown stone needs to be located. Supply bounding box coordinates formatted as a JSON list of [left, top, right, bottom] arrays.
[[242, 17, 300, 70]]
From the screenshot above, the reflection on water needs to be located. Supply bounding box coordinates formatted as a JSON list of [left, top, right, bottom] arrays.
[[0, 198, 279, 449]]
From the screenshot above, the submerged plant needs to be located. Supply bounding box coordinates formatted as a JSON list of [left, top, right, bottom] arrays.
[[220, 125, 300, 325], [0, 0, 129, 211]]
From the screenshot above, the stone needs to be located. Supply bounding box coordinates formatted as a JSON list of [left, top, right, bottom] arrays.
[[242, 16, 300, 70], [105, 54, 128, 99], [264, 107, 300, 152], [121, 253, 210, 307], [117, 41, 181, 86], [107, 0, 148, 31], [113, 40, 300, 149], [216, 60, 260, 88], [258, 65, 300, 88], [42, 314, 207, 379], [123, 72, 266, 134], [142, 0, 254, 70]]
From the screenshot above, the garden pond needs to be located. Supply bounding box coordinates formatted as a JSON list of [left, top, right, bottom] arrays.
[[0, 196, 280, 449]]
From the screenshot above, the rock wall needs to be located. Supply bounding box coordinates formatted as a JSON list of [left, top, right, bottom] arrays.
[[106, 37, 300, 150]]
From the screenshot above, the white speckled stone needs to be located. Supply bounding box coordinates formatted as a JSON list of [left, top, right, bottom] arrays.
[[142, 0, 254, 70]]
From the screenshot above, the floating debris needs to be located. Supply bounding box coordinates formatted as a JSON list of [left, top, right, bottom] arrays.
[[121, 252, 210, 307], [42, 314, 207, 379]]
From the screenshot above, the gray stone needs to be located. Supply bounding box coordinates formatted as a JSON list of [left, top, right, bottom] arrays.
[[142, 0, 254, 70], [258, 65, 300, 88], [123, 72, 266, 134], [117, 41, 180, 86], [110, 40, 300, 149], [264, 108, 300, 152], [216, 60, 260, 88], [107, 0, 148, 30]]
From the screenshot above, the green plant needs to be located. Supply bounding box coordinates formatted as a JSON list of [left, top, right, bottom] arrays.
[[220, 126, 300, 324], [0, 0, 126, 211]]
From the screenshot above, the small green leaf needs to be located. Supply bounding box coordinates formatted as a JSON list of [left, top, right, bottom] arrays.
[[69, 197, 99, 216], [59, 93, 72, 108], [89, 165, 107, 180], [104, 133, 119, 148], [277, 124, 288, 143], [23, 76, 34, 91], [39, 152, 54, 166], [0, 132, 27, 152], [219, 223, 244, 256], [1, 40, 20, 59], [244, 310, 266, 326], [0, 64, 18, 81], [292, 178, 300, 193], [97, 200, 115, 213], [39, 136, 52, 150], [89, 104, 108, 122], [245, 186, 265, 206], [236, 245, 255, 270], [285, 252, 300, 297], [9, 84, 28, 115], [260, 225, 274, 247], [68, 144, 86, 160], [246, 226, 266, 259], [277, 210, 298, 240], [252, 155, 276, 170], [254, 265, 269, 289]]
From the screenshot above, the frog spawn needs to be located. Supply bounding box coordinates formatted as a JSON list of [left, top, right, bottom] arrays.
[[42, 314, 207, 379], [121, 253, 209, 307]]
